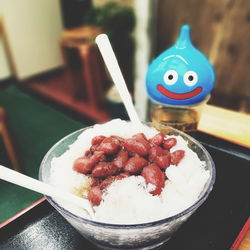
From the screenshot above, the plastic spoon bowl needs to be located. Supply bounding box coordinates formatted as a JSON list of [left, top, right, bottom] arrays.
[[0, 165, 94, 218]]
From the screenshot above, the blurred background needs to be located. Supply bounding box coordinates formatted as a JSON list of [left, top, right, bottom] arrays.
[[0, 0, 250, 222], [0, 0, 249, 120]]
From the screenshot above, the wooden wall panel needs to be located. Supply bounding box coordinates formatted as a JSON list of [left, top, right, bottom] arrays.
[[156, 0, 250, 104]]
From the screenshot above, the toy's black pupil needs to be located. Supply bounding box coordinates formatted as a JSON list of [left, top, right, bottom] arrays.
[[188, 75, 194, 81], [168, 75, 173, 80]]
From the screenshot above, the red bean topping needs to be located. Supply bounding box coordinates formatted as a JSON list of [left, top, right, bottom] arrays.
[[91, 162, 118, 178], [73, 151, 104, 174], [91, 177, 102, 187], [132, 133, 147, 141], [124, 138, 150, 156], [171, 150, 185, 165], [91, 151, 106, 164], [155, 152, 171, 169], [162, 149, 170, 155], [99, 176, 116, 190], [92, 135, 106, 145], [113, 150, 128, 170], [97, 137, 120, 154], [117, 172, 130, 178], [163, 138, 177, 150], [141, 164, 165, 195], [73, 132, 186, 204], [73, 157, 92, 174], [90, 143, 99, 153], [88, 186, 103, 206], [148, 146, 164, 162], [84, 150, 92, 157], [100, 172, 130, 190], [110, 135, 125, 143], [128, 151, 141, 158], [149, 133, 165, 146], [123, 156, 148, 174], [98, 153, 107, 162]]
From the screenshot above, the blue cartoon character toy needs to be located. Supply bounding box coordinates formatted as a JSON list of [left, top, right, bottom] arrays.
[[146, 25, 215, 106]]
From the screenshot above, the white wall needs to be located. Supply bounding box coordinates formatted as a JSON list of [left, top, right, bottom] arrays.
[[0, 0, 11, 80], [0, 34, 11, 80], [0, 0, 63, 80]]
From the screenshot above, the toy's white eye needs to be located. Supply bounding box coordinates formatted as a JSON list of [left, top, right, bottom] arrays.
[[183, 71, 198, 86], [163, 70, 178, 85]]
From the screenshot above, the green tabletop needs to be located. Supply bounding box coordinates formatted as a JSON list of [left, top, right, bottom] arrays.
[[0, 85, 85, 223]]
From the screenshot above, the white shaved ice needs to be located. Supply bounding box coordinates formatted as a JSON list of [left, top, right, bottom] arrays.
[[49, 119, 210, 224]]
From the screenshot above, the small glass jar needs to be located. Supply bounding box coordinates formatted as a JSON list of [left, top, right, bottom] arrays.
[[149, 96, 209, 132]]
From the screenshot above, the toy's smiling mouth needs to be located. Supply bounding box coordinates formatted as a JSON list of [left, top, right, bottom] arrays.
[[157, 84, 202, 100]]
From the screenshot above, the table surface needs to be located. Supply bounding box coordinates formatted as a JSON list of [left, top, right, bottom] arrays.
[[199, 105, 250, 249], [198, 104, 250, 147]]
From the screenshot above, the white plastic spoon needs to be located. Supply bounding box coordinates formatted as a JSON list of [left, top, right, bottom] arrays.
[[0, 165, 94, 218], [95, 34, 142, 125]]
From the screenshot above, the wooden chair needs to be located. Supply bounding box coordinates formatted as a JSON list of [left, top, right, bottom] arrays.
[[0, 107, 22, 172], [60, 25, 111, 122]]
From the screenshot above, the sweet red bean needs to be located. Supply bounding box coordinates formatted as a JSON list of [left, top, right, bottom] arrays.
[[84, 150, 92, 157], [117, 172, 130, 178], [76, 132, 186, 202], [90, 143, 99, 153], [114, 172, 130, 182], [123, 156, 148, 173], [91, 162, 118, 178], [150, 133, 165, 146], [163, 138, 177, 150], [98, 153, 107, 162], [128, 151, 141, 158], [99, 176, 116, 190], [91, 177, 101, 187], [124, 138, 150, 156], [97, 137, 120, 154], [148, 146, 163, 162], [100, 172, 130, 190], [141, 164, 165, 195], [73, 157, 92, 174], [171, 150, 185, 165], [162, 149, 170, 155], [110, 136, 124, 144], [91, 151, 106, 167], [132, 133, 147, 141], [73, 151, 104, 174], [113, 150, 128, 170], [91, 135, 106, 145], [88, 186, 103, 206], [155, 152, 170, 169]]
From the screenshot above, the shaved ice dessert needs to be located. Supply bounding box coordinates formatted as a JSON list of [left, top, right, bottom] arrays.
[[49, 119, 210, 225]]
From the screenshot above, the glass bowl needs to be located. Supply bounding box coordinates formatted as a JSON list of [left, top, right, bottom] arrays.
[[39, 122, 215, 250]]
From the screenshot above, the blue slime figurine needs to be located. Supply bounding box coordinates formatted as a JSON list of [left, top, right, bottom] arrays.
[[146, 25, 215, 106]]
